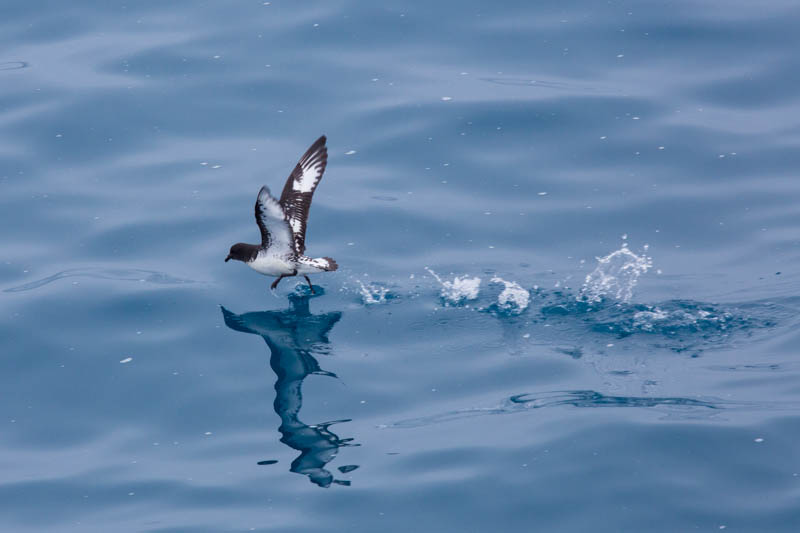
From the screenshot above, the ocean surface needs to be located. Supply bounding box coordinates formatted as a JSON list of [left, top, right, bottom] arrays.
[[2, 1, 800, 531]]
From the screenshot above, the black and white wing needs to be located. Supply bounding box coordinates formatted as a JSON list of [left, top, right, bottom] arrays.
[[255, 186, 294, 255], [279, 135, 328, 255]]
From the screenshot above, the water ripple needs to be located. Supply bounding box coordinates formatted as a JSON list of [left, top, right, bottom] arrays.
[[389, 390, 728, 429], [0, 61, 28, 71], [478, 77, 614, 94], [3, 267, 197, 292]]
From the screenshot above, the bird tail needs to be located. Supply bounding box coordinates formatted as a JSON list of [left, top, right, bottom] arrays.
[[297, 256, 338, 273], [321, 257, 338, 271]]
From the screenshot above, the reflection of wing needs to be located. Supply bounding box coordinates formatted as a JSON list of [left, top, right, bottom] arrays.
[[255, 186, 293, 254], [279, 136, 328, 255], [221, 306, 256, 334]]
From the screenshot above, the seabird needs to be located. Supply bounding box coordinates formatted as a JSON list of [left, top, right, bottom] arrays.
[[225, 135, 338, 292]]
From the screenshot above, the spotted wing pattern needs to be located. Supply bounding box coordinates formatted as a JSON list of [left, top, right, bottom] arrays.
[[279, 135, 328, 255], [255, 186, 293, 255]]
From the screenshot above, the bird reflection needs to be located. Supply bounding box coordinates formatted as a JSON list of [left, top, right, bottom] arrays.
[[221, 287, 358, 487]]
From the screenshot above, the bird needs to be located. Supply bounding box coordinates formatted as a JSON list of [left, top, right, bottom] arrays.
[[225, 135, 338, 293]]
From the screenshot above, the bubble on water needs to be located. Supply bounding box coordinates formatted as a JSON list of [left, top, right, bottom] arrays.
[[490, 277, 530, 315], [579, 242, 653, 303], [425, 267, 481, 305]]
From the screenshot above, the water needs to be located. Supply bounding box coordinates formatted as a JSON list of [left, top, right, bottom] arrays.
[[2, 1, 800, 531]]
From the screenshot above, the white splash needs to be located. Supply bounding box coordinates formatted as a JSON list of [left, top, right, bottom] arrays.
[[425, 267, 481, 304], [357, 280, 390, 305], [491, 277, 530, 314], [579, 242, 653, 303]]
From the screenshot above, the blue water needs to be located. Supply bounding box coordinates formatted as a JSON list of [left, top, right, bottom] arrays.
[[3, 1, 800, 531]]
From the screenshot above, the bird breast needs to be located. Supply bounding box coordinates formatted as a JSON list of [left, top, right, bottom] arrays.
[[248, 252, 295, 276]]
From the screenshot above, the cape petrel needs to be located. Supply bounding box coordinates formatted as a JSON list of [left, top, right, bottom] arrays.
[[225, 135, 338, 292]]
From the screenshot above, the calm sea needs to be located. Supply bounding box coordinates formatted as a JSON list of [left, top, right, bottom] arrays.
[[2, 1, 800, 531]]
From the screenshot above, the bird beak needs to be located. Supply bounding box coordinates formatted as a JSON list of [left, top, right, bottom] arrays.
[[225, 255, 231, 262]]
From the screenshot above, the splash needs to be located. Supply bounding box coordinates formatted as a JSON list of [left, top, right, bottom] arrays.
[[579, 242, 653, 303], [490, 277, 530, 315], [425, 267, 481, 305], [356, 280, 391, 305]]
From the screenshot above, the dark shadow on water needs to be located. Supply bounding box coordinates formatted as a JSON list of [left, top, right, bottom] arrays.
[[221, 286, 358, 488]]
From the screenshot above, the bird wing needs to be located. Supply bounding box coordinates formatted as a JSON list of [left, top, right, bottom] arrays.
[[255, 185, 294, 254], [279, 135, 328, 255]]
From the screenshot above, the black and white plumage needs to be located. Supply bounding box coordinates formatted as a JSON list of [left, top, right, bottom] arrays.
[[225, 136, 338, 292]]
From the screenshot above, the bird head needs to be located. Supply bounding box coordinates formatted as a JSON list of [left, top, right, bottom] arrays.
[[225, 243, 256, 263]]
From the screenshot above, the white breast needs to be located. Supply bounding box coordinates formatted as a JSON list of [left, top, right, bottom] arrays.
[[248, 251, 295, 276]]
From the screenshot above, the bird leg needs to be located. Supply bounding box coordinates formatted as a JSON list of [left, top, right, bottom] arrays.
[[303, 275, 315, 294], [271, 274, 289, 290]]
